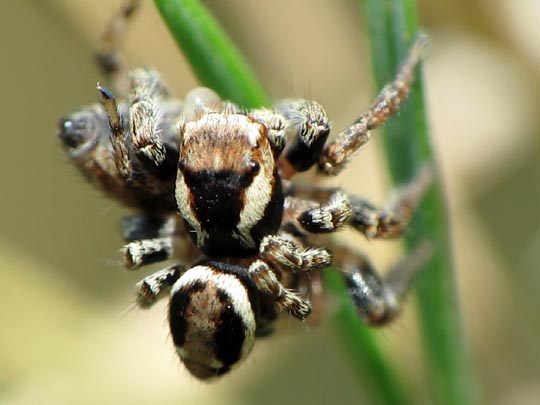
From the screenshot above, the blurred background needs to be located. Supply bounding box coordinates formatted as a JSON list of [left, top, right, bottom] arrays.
[[1, 0, 540, 404]]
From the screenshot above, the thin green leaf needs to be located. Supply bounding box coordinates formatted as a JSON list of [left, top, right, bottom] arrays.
[[361, 0, 480, 404], [153, 0, 270, 108], [325, 270, 411, 405]]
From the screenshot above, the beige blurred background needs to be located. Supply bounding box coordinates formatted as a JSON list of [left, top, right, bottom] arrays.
[[1, 0, 540, 404]]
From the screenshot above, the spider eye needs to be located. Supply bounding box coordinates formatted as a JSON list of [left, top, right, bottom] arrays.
[[249, 160, 260, 175], [178, 158, 186, 171], [57, 116, 87, 148]]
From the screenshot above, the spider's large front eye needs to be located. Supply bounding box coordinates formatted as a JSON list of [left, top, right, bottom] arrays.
[[57, 116, 88, 149], [248, 160, 260, 176], [178, 158, 186, 172]]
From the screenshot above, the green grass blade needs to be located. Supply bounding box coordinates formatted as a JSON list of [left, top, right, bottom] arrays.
[[153, 0, 270, 108], [325, 270, 411, 405], [154, 1, 412, 403], [362, 0, 479, 404]]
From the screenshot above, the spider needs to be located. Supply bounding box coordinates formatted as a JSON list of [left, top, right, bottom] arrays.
[[58, 0, 432, 380]]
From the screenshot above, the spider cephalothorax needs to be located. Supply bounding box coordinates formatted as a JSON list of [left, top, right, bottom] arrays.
[[58, 0, 432, 380], [176, 112, 284, 257]]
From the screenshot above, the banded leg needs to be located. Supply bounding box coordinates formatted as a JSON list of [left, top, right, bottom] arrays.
[[249, 109, 287, 156], [96, 1, 179, 179], [335, 241, 431, 325], [97, 84, 131, 179], [285, 166, 431, 239], [349, 166, 432, 239], [96, 0, 142, 83], [98, 72, 178, 184], [127, 69, 173, 170], [281, 185, 342, 235], [274, 99, 331, 179], [297, 191, 353, 234], [248, 260, 311, 320], [318, 34, 427, 175], [121, 215, 178, 242], [123, 237, 175, 269], [259, 234, 332, 273], [136, 264, 183, 308]]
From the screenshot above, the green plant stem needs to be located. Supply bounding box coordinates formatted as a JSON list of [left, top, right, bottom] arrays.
[[153, 0, 270, 108], [362, 0, 479, 404], [325, 271, 410, 405]]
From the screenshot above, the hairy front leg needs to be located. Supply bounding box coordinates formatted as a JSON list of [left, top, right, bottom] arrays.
[[273, 100, 331, 179], [97, 84, 132, 179], [127, 69, 177, 176], [98, 71, 179, 188], [318, 35, 427, 175], [249, 109, 287, 156]]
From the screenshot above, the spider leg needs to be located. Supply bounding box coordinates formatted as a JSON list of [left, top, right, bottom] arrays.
[[97, 74, 179, 188], [97, 84, 132, 180], [348, 166, 432, 239], [127, 68, 178, 178], [258, 234, 332, 273], [248, 259, 311, 320], [288, 166, 432, 239], [123, 237, 176, 269], [250, 230, 332, 320], [249, 109, 287, 156], [96, 0, 142, 88], [122, 231, 200, 269], [297, 191, 353, 234], [120, 215, 178, 242], [121, 213, 196, 269], [318, 35, 427, 175], [135, 264, 183, 308], [272, 100, 331, 179], [333, 241, 431, 325], [96, 2, 179, 181]]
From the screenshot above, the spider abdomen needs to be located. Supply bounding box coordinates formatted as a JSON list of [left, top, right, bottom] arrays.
[[168, 261, 259, 379]]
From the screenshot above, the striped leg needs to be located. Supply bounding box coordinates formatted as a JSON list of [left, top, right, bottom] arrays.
[[136, 264, 183, 308], [334, 241, 431, 325], [318, 35, 427, 175], [248, 260, 311, 320], [96, 0, 142, 83], [258, 234, 332, 273]]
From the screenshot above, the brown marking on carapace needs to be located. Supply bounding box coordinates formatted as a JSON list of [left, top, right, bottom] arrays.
[[180, 113, 271, 175]]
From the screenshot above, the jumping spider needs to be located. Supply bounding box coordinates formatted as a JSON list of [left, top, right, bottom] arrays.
[[58, 0, 432, 380]]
